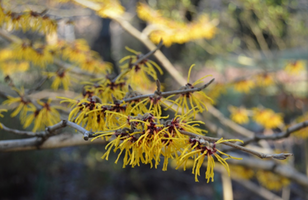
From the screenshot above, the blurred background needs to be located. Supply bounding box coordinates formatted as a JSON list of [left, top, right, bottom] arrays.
[[1, 0, 308, 199]]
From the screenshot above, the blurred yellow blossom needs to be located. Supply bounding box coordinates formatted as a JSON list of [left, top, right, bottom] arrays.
[[206, 83, 226, 104], [255, 73, 274, 87], [23, 99, 61, 132], [0, 5, 57, 34], [253, 108, 283, 129], [233, 79, 255, 93], [284, 60, 305, 75], [293, 113, 308, 139], [257, 170, 289, 191], [96, 0, 125, 18], [45, 69, 72, 90], [137, 3, 216, 47], [2, 87, 35, 121], [230, 165, 254, 179], [229, 106, 249, 124], [11, 41, 53, 67], [1, 62, 29, 75]]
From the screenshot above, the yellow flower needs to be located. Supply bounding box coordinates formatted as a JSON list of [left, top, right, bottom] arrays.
[[83, 77, 126, 103], [229, 106, 249, 124], [205, 83, 226, 104], [0, 7, 57, 34], [80, 58, 112, 74], [2, 87, 35, 121], [0, 61, 29, 75], [167, 109, 207, 136], [11, 40, 36, 60], [44, 69, 72, 90], [62, 39, 90, 64], [177, 138, 243, 182], [167, 64, 213, 117], [0, 49, 13, 61], [292, 113, 308, 139], [32, 44, 54, 67], [131, 95, 178, 116], [92, 110, 206, 171], [253, 108, 283, 129], [255, 73, 274, 87], [23, 99, 61, 132], [233, 79, 255, 93], [96, 0, 125, 18], [136, 3, 216, 47], [119, 46, 163, 90], [284, 60, 305, 75], [98, 113, 169, 168], [229, 165, 254, 179], [11, 41, 53, 67], [256, 170, 289, 191]]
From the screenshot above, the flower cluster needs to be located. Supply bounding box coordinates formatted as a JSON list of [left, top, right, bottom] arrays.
[[23, 99, 61, 132], [57, 39, 112, 73], [59, 55, 242, 182], [3, 87, 61, 132], [253, 108, 283, 129], [232, 73, 275, 93], [229, 106, 283, 129], [119, 47, 163, 90], [11, 40, 54, 67], [136, 3, 217, 47], [229, 106, 249, 124], [44, 68, 73, 90], [257, 170, 289, 191], [177, 137, 242, 182], [167, 64, 213, 117], [232, 79, 255, 93], [0, 49, 29, 76], [96, 0, 125, 18], [0, 0, 296, 188], [3, 87, 35, 121], [0, 5, 57, 34], [292, 112, 308, 139], [284, 60, 305, 75]]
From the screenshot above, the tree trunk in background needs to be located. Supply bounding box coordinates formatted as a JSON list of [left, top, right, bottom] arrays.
[[92, 18, 119, 75]]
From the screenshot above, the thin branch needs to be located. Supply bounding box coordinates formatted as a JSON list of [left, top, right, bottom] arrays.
[[242, 120, 308, 146], [0, 132, 106, 151], [0, 120, 93, 150], [122, 78, 215, 103], [0, 118, 291, 160], [206, 103, 271, 149], [65, 121, 93, 140], [0, 137, 43, 151], [179, 130, 292, 160], [1, 123, 45, 137], [1, 120, 93, 140]]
